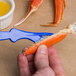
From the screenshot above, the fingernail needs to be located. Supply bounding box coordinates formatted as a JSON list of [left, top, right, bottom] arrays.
[[38, 45, 48, 54]]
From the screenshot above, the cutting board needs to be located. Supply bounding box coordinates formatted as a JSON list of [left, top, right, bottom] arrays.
[[0, 0, 76, 76]]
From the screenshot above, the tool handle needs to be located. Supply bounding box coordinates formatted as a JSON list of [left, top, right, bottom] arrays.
[[0, 28, 54, 43], [0, 31, 10, 40]]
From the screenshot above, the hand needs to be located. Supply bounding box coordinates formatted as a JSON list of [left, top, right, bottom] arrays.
[[18, 45, 65, 76]]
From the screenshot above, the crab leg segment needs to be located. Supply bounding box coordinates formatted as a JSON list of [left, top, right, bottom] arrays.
[[42, 0, 65, 26], [14, 0, 43, 26], [25, 33, 67, 55]]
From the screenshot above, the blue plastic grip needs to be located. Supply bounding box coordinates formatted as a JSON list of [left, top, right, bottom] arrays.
[[0, 28, 54, 43]]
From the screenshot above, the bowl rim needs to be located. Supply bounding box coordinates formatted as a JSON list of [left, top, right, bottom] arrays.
[[0, 0, 15, 20]]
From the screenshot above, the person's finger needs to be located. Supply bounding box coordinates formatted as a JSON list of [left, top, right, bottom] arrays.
[[18, 53, 31, 76], [34, 45, 49, 70], [26, 54, 34, 62], [26, 55, 36, 74], [48, 46, 65, 76]]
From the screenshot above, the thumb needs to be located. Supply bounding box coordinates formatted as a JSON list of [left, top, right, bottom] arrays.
[[34, 45, 49, 70]]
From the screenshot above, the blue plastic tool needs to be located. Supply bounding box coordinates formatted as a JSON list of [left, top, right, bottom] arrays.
[[0, 28, 54, 43]]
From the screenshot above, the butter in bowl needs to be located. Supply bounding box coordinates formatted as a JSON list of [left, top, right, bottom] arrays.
[[0, 0, 15, 30]]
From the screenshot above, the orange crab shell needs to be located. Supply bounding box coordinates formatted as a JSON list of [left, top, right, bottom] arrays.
[[25, 33, 67, 55]]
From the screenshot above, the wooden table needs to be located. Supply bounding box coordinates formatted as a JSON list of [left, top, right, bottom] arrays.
[[0, 0, 76, 76]]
